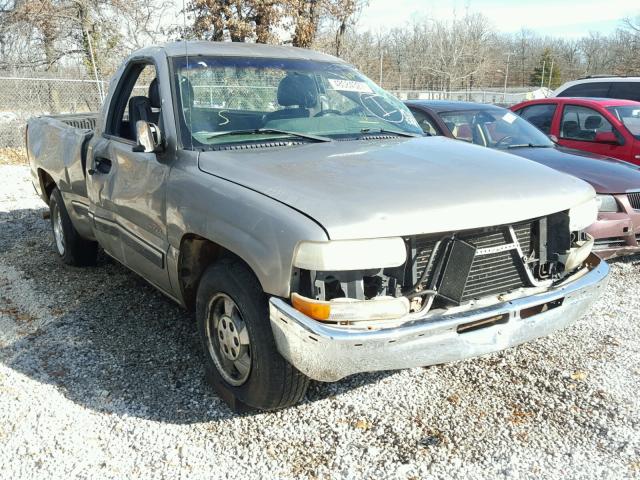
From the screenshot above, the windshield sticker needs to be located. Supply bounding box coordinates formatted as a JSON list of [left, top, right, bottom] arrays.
[[502, 112, 518, 124], [359, 93, 406, 124], [328, 79, 373, 93]]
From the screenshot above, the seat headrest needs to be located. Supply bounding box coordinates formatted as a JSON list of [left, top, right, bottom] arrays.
[[277, 73, 317, 108], [149, 78, 160, 109], [584, 115, 602, 129]]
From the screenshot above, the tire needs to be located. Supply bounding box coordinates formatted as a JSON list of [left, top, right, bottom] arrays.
[[49, 188, 98, 266], [196, 259, 309, 411]]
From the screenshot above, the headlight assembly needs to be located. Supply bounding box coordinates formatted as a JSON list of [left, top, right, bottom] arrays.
[[293, 238, 407, 271], [595, 194, 620, 213]]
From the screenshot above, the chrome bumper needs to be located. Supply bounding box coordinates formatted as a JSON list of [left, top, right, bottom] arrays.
[[269, 255, 609, 382]]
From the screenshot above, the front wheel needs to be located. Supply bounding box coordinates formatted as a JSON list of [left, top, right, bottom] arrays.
[[49, 188, 98, 266], [196, 259, 309, 411]]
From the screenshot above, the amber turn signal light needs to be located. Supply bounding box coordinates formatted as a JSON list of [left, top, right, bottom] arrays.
[[291, 293, 331, 321]]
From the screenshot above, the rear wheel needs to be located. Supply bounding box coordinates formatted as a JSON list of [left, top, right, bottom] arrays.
[[196, 259, 309, 411], [49, 188, 98, 266]]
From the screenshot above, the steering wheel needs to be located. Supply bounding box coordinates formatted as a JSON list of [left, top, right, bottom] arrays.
[[494, 135, 514, 148], [314, 109, 342, 117], [344, 106, 365, 116]]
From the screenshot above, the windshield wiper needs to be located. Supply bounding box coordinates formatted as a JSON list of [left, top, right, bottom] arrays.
[[205, 128, 331, 142], [506, 143, 552, 149], [360, 128, 422, 138]]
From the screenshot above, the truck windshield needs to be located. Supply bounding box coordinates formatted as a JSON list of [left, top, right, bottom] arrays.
[[171, 56, 422, 147], [607, 106, 640, 139], [439, 108, 554, 149]]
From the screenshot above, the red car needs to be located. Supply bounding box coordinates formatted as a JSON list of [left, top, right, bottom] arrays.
[[511, 97, 640, 165]]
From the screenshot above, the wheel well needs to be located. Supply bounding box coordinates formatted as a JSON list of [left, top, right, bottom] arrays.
[[178, 234, 256, 311], [38, 169, 56, 203]]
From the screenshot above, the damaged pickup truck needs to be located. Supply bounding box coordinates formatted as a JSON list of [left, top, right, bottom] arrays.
[[27, 41, 609, 411]]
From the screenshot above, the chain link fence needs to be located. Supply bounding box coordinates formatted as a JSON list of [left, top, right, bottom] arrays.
[[0, 75, 105, 150], [389, 89, 535, 106]]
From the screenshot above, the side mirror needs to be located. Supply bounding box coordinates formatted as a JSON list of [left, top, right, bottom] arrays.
[[594, 131, 620, 145], [133, 120, 164, 153]]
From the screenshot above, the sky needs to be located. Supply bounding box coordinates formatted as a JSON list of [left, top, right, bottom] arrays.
[[357, 0, 639, 38]]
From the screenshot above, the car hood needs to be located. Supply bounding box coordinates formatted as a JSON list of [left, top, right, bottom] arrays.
[[507, 146, 640, 194], [198, 136, 595, 240]]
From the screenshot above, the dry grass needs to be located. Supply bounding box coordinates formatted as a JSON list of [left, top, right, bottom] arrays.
[[0, 147, 27, 165]]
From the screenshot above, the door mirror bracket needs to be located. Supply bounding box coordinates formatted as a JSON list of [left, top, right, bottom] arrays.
[[133, 120, 164, 153]]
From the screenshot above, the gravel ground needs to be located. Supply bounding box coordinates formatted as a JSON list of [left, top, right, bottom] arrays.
[[1, 164, 639, 480]]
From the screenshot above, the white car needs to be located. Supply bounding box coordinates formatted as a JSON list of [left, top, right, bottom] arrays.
[[554, 76, 640, 101]]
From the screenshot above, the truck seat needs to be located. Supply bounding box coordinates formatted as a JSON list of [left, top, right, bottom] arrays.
[[263, 73, 317, 123], [129, 79, 161, 139]]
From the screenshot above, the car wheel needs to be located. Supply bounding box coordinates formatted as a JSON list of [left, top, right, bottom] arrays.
[[49, 188, 98, 266], [196, 259, 309, 411]]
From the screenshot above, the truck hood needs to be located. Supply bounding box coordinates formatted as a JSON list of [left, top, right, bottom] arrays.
[[198, 136, 595, 240], [507, 145, 640, 194]]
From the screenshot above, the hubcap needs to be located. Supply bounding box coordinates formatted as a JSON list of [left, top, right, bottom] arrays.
[[52, 204, 65, 256], [205, 293, 251, 386]]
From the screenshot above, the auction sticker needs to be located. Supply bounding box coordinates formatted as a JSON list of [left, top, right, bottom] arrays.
[[328, 79, 373, 93], [502, 112, 518, 124]]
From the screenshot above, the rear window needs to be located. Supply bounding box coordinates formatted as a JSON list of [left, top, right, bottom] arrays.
[[609, 82, 640, 102], [516, 104, 556, 134], [557, 82, 610, 98]]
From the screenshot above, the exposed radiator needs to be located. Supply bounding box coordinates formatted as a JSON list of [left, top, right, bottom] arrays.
[[412, 221, 535, 304]]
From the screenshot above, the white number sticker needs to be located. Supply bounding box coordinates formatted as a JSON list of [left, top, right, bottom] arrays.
[[328, 79, 373, 93], [502, 112, 518, 124]]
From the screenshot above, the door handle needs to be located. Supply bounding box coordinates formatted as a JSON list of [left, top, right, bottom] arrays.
[[89, 157, 112, 175]]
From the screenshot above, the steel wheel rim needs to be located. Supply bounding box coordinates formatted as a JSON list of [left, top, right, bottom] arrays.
[[205, 293, 251, 386], [52, 203, 65, 256]]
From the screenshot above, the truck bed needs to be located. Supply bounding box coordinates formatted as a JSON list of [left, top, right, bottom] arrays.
[[27, 112, 97, 238], [27, 113, 96, 195]]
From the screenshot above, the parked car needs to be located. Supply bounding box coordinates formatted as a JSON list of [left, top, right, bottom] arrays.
[[553, 76, 640, 102], [405, 99, 640, 259], [27, 42, 607, 411], [509, 97, 640, 165]]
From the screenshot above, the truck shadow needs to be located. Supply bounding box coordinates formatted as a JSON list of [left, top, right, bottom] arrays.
[[0, 207, 392, 424]]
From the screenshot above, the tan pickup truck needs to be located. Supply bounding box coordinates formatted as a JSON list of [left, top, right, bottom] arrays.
[[27, 41, 608, 411]]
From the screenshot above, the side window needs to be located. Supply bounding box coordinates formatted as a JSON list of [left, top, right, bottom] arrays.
[[409, 108, 439, 135], [560, 105, 613, 141], [107, 63, 159, 141], [609, 82, 640, 101], [517, 104, 556, 134], [557, 82, 610, 98], [439, 112, 475, 143]]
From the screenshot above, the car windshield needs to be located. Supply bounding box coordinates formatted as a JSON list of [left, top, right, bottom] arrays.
[[607, 106, 640, 138], [171, 56, 422, 148], [438, 108, 554, 149]]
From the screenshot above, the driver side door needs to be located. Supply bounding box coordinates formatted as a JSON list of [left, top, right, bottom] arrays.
[[557, 104, 631, 159], [87, 60, 172, 293]]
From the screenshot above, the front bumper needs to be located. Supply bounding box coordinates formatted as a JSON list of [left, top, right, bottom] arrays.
[[588, 194, 640, 259], [269, 254, 609, 382]]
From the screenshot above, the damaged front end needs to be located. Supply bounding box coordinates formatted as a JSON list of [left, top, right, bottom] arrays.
[[268, 200, 609, 382], [289, 206, 596, 328]]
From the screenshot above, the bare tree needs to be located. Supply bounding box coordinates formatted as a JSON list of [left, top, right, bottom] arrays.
[[188, 0, 283, 43], [323, 0, 366, 56]]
